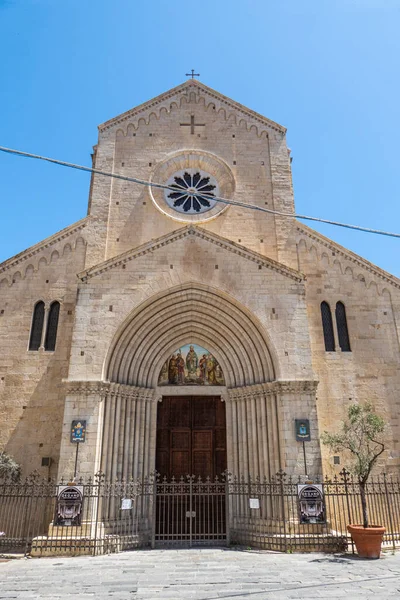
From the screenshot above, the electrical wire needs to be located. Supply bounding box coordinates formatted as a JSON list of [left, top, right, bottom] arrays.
[[0, 145, 399, 239]]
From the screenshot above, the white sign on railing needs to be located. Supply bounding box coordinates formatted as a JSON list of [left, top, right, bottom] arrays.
[[121, 498, 133, 510], [249, 498, 260, 509]]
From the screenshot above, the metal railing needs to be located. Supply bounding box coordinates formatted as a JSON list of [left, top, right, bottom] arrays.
[[229, 470, 400, 553], [0, 473, 152, 556], [0, 470, 399, 556]]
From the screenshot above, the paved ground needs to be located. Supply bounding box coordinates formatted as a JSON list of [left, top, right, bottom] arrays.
[[0, 548, 400, 599]]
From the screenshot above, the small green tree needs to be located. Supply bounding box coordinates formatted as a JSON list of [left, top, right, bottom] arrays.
[[321, 403, 385, 528], [0, 451, 21, 482]]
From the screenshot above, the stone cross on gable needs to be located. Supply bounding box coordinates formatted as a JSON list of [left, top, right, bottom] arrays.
[[180, 115, 205, 135]]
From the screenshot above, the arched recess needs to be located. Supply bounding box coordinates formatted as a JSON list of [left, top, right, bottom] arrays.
[[28, 301, 45, 351], [321, 301, 335, 352], [44, 301, 61, 351], [105, 283, 277, 388]]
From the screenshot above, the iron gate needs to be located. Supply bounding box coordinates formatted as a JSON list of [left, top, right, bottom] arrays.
[[153, 476, 228, 547]]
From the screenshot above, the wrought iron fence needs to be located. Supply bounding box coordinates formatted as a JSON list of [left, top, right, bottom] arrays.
[[0, 473, 152, 557], [229, 470, 400, 553], [0, 470, 399, 556]]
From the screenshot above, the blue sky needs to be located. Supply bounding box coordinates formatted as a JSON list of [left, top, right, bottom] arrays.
[[0, 0, 399, 275]]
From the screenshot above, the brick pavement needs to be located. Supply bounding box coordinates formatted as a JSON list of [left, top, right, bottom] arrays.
[[0, 548, 400, 599]]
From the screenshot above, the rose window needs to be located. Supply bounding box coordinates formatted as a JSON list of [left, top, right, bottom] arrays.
[[164, 169, 219, 214]]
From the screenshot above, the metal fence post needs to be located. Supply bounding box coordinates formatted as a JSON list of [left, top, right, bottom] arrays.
[[225, 472, 230, 546], [23, 479, 34, 557], [189, 475, 193, 548], [151, 473, 157, 549], [92, 473, 102, 557], [383, 473, 396, 551], [341, 469, 354, 554], [277, 471, 287, 553]]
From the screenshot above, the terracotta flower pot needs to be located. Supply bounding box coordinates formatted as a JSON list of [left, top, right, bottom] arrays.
[[347, 524, 386, 559]]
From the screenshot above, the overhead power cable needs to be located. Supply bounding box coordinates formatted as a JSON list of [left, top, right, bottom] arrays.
[[0, 145, 399, 239]]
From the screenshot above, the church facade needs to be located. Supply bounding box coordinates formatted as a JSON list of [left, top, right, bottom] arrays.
[[1, 80, 399, 485]]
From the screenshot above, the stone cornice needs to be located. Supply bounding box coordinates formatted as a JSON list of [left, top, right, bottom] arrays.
[[297, 222, 400, 290], [64, 380, 155, 401], [78, 225, 304, 283], [227, 380, 319, 400], [0, 218, 87, 274], [99, 80, 286, 135], [65, 379, 318, 400]]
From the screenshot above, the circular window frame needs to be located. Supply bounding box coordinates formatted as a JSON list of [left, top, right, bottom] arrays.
[[150, 150, 235, 223], [164, 169, 219, 215]]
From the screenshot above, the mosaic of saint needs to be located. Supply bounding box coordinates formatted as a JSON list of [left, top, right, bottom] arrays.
[[158, 344, 225, 386]]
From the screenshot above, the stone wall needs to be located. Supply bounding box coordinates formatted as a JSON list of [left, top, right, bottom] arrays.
[[0, 223, 87, 476], [85, 80, 297, 271], [296, 224, 400, 476]]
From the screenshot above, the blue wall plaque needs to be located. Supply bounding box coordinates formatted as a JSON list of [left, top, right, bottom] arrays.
[[70, 420, 86, 443], [295, 419, 311, 441]]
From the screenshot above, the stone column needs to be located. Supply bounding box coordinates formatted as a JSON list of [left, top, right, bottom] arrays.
[[99, 384, 156, 481], [226, 380, 321, 481], [227, 384, 280, 481], [39, 303, 50, 351], [226, 380, 321, 531], [222, 393, 237, 478]]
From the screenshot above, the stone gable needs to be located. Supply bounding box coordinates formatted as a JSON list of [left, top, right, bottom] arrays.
[[84, 81, 295, 270], [99, 80, 286, 136], [79, 225, 304, 283]]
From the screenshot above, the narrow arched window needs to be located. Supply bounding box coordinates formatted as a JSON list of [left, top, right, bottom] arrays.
[[44, 301, 60, 351], [321, 301, 335, 351], [29, 301, 45, 351], [336, 301, 351, 352]]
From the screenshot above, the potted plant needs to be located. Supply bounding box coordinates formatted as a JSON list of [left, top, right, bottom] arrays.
[[321, 402, 386, 558]]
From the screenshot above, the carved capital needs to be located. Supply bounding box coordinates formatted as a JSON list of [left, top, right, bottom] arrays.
[[227, 380, 319, 401], [64, 380, 110, 397], [64, 380, 156, 401]]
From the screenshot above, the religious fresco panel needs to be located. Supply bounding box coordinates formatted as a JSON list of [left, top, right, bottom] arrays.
[[158, 344, 225, 386]]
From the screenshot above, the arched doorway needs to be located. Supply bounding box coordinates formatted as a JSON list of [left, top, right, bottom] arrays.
[[155, 394, 227, 544], [155, 344, 228, 544], [100, 283, 283, 544], [102, 283, 279, 484], [156, 344, 226, 480]]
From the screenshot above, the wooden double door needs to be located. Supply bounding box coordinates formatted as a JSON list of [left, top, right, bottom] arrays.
[[156, 396, 227, 479]]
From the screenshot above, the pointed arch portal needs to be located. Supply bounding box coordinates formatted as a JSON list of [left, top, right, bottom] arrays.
[[106, 283, 276, 388], [100, 284, 284, 490]]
